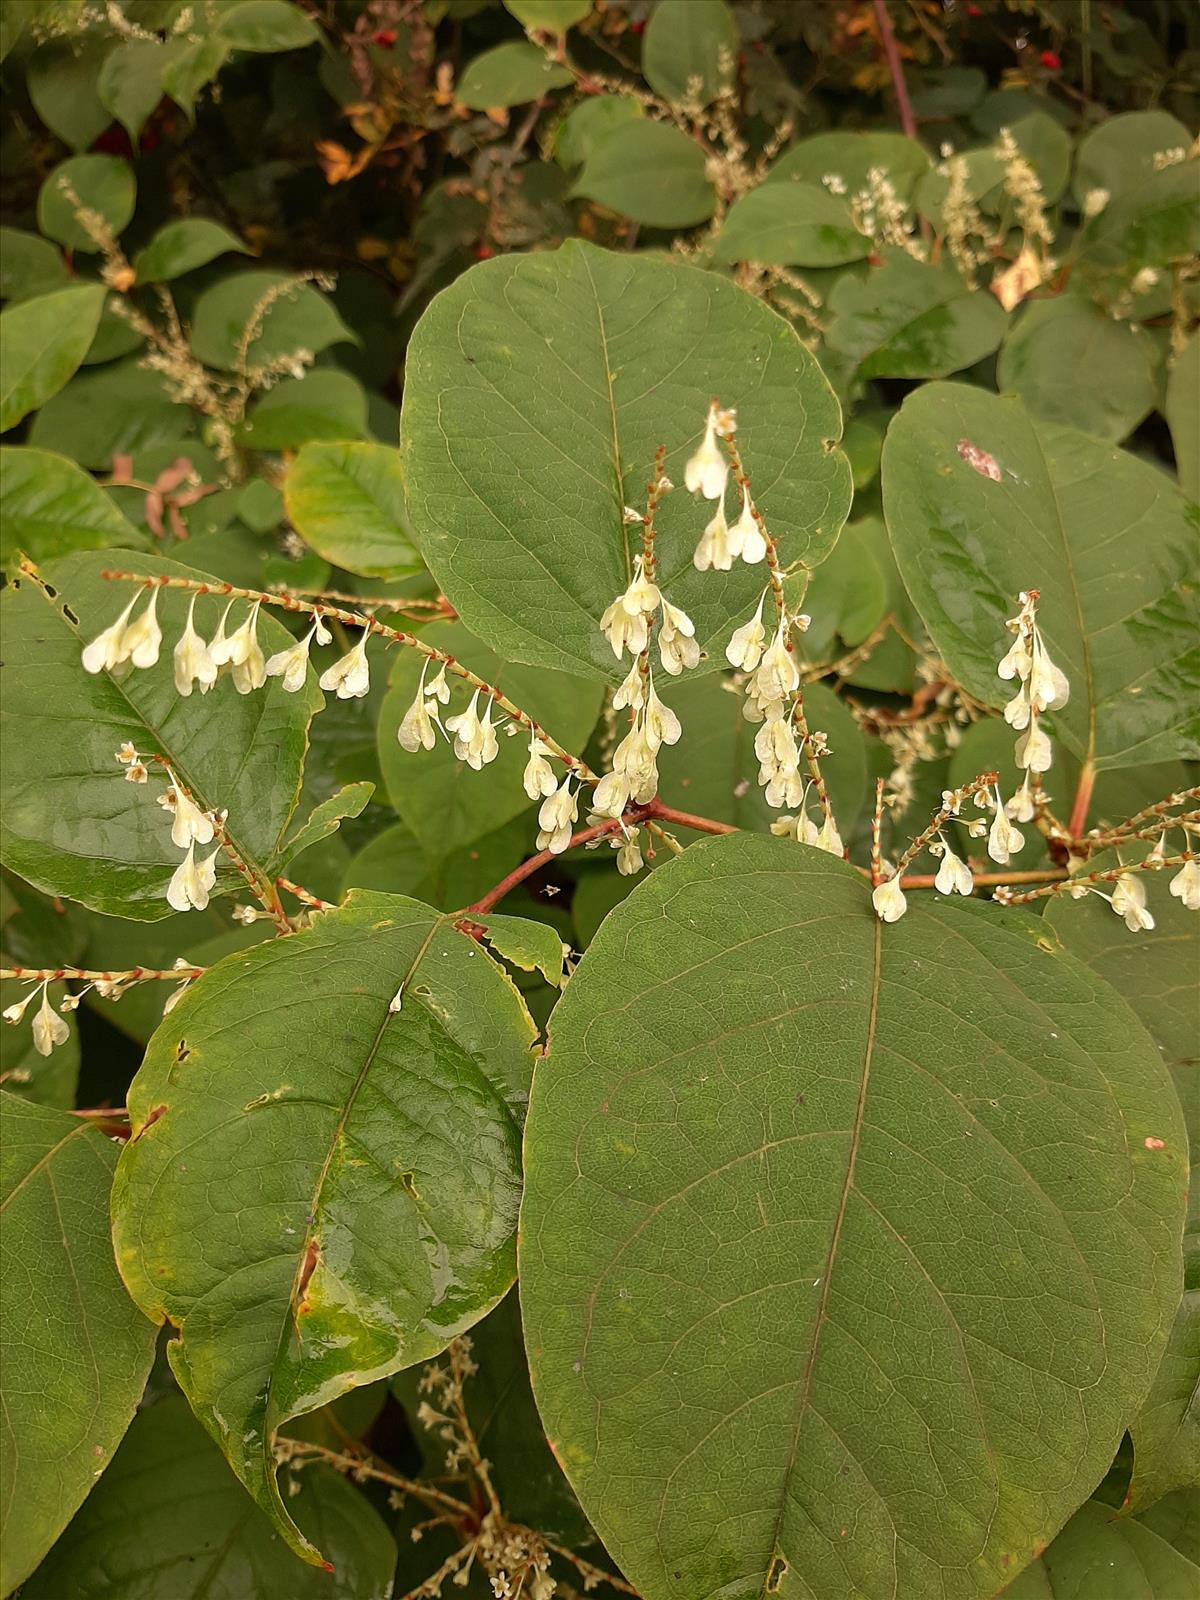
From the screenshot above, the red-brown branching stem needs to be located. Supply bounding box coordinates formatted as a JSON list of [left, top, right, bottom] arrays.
[[467, 801, 736, 916], [872, 0, 918, 141], [98, 569, 595, 781], [0, 964, 204, 983], [276, 877, 335, 911], [1001, 851, 1193, 906], [279, 586, 452, 616], [1067, 758, 1095, 839], [892, 771, 997, 879], [1085, 790, 1199, 845]]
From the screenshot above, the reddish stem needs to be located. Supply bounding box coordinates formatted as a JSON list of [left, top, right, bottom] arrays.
[[872, 0, 917, 139], [1068, 760, 1095, 839]]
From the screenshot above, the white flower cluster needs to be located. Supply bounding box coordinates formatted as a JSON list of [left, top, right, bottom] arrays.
[[687, 404, 768, 572], [871, 783, 995, 924], [81, 586, 375, 702], [998, 589, 1069, 827]]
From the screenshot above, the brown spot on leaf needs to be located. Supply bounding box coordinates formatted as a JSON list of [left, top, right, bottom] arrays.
[[957, 439, 1002, 481], [767, 1556, 788, 1592], [1144, 1136, 1166, 1150], [135, 1104, 168, 1140]]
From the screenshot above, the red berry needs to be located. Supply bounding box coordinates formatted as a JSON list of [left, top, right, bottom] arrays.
[[373, 28, 397, 47], [1040, 49, 1061, 69], [476, 244, 494, 260]]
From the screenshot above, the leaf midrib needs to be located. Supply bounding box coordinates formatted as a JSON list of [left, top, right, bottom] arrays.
[[760, 914, 883, 1595]]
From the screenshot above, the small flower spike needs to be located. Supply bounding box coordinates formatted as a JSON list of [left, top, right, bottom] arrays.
[[81, 593, 142, 675], [31, 983, 70, 1057], [1110, 872, 1155, 932], [872, 874, 908, 923], [536, 775, 578, 854], [174, 597, 218, 697], [118, 587, 162, 670], [684, 403, 731, 501], [265, 618, 329, 694], [318, 629, 371, 700], [444, 689, 499, 769], [1169, 858, 1200, 910], [522, 734, 558, 800], [166, 840, 219, 912], [728, 487, 767, 564]]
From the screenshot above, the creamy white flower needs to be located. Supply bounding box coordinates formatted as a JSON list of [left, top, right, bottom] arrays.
[[658, 601, 699, 675], [1168, 858, 1200, 910], [814, 813, 844, 858], [997, 633, 1032, 683], [81, 593, 141, 674], [726, 594, 767, 672], [612, 724, 659, 801], [522, 735, 558, 800], [643, 683, 682, 749], [164, 776, 215, 849], [1003, 684, 1032, 730], [1083, 187, 1110, 218], [1014, 716, 1053, 772], [1006, 773, 1036, 823], [872, 874, 908, 922], [31, 984, 69, 1057], [2, 985, 39, 1026], [167, 839, 219, 912], [425, 663, 451, 704], [213, 601, 265, 692], [1111, 872, 1155, 932], [934, 844, 974, 896], [591, 769, 632, 819], [398, 684, 438, 753], [600, 595, 650, 659], [613, 660, 646, 712], [207, 599, 236, 664], [318, 630, 371, 700], [693, 499, 735, 572], [265, 621, 321, 694], [754, 619, 799, 703], [537, 775, 578, 854], [614, 828, 643, 876], [173, 596, 218, 696], [444, 689, 499, 769], [1028, 641, 1069, 712], [729, 487, 767, 563], [684, 407, 729, 500], [987, 788, 1024, 864], [771, 811, 820, 845], [620, 555, 661, 618], [120, 587, 163, 670]]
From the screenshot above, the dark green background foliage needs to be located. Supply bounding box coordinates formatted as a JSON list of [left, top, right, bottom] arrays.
[[0, 1, 1196, 1597]]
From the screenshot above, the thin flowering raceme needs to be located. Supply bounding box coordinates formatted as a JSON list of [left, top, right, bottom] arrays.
[[684, 403, 732, 501], [166, 839, 219, 912], [265, 617, 330, 694], [997, 589, 1069, 784], [318, 629, 371, 700], [173, 596, 218, 696]]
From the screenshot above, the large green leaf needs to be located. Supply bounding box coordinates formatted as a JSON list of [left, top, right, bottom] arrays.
[[997, 298, 1157, 443], [826, 249, 1007, 380], [1001, 1491, 1199, 1598], [520, 833, 1186, 1600], [26, 35, 116, 152], [284, 440, 418, 577], [97, 38, 175, 144], [376, 619, 603, 863], [239, 369, 369, 450], [0, 446, 148, 567], [570, 120, 716, 228], [189, 270, 356, 372], [111, 892, 530, 1563], [765, 131, 931, 199], [28, 358, 186, 469], [881, 383, 1199, 771], [712, 183, 870, 268], [213, 0, 320, 50], [0, 285, 106, 433], [456, 41, 572, 109], [641, 0, 736, 107], [0, 227, 70, 302], [0, 549, 321, 918], [401, 240, 851, 682], [1072, 110, 1194, 207], [37, 155, 136, 252], [133, 217, 248, 283], [1045, 858, 1198, 1511], [0, 1093, 157, 1593], [23, 1395, 396, 1600]]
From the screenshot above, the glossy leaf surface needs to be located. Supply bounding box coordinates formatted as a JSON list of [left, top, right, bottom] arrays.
[[0, 285, 106, 432], [285, 440, 419, 577], [521, 833, 1185, 1600], [111, 892, 530, 1562]]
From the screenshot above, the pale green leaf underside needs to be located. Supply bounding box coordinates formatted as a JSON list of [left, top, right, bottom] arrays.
[[1001, 1492, 1199, 1598], [111, 892, 531, 1564], [882, 383, 1199, 771], [520, 834, 1185, 1600], [0, 1093, 157, 1594], [401, 240, 852, 683], [0, 550, 321, 918]]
